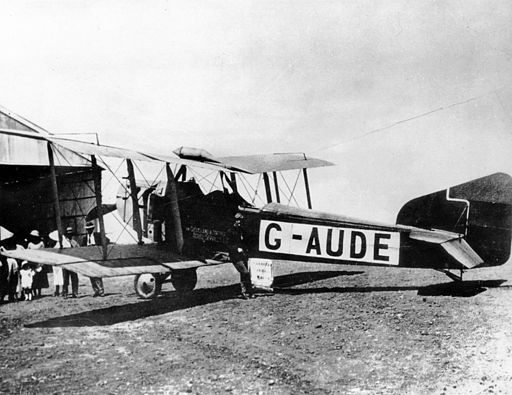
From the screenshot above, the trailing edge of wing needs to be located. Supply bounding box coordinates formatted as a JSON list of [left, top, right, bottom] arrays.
[[162, 259, 226, 270]]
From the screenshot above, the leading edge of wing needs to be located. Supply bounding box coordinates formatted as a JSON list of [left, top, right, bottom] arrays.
[[48, 137, 231, 173], [217, 153, 334, 174]]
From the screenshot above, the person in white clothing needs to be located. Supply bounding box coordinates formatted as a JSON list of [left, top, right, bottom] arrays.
[[27, 230, 44, 250], [48, 231, 65, 296], [27, 230, 48, 298], [19, 261, 35, 301]]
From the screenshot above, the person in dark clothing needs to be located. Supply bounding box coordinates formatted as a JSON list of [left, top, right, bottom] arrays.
[[226, 213, 253, 299], [0, 254, 8, 303], [62, 227, 79, 298], [1, 239, 21, 302], [81, 221, 104, 297]]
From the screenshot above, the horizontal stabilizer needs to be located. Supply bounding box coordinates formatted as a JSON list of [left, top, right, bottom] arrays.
[[441, 238, 483, 269], [408, 229, 483, 268], [409, 228, 461, 244]]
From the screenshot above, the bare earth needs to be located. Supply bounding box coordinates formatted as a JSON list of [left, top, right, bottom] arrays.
[[1, 260, 512, 395]]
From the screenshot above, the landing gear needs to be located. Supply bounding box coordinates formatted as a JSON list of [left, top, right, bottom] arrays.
[[134, 273, 162, 299], [134, 269, 198, 298], [170, 269, 197, 293]]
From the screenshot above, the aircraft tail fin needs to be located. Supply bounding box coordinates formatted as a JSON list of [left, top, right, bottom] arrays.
[[397, 173, 512, 267]]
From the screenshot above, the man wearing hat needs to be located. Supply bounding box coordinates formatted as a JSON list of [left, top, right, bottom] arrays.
[[62, 226, 79, 298], [226, 212, 254, 299], [82, 221, 105, 297]]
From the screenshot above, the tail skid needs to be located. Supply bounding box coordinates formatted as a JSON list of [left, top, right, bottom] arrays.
[[436, 268, 463, 282]]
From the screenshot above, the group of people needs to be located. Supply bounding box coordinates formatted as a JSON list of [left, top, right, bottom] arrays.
[[2, 213, 253, 302], [0, 230, 50, 302], [0, 221, 105, 303]]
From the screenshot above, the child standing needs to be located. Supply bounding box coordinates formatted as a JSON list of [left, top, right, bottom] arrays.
[[19, 262, 34, 301]]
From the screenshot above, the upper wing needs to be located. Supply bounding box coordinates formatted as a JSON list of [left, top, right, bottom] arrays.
[[0, 245, 224, 278], [48, 137, 155, 162], [49, 138, 333, 174], [48, 137, 225, 172], [1, 107, 334, 174], [215, 153, 333, 174]]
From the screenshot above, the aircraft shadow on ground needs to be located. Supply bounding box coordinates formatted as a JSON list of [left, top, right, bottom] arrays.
[[26, 270, 358, 328], [276, 279, 508, 298], [417, 279, 508, 297]]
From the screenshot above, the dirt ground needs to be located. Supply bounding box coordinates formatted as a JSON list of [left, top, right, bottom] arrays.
[[1, 260, 512, 395]]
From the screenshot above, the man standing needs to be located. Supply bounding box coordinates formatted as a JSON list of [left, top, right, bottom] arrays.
[[62, 227, 79, 298], [226, 213, 254, 299], [83, 221, 104, 297], [48, 232, 64, 296], [0, 241, 19, 303]]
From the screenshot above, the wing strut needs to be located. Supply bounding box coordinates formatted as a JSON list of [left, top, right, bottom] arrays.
[[303, 168, 312, 209], [263, 172, 272, 203], [91, 155, 108, 259], [165, 163, 184, 253], [126, 159, 143, 244], [272, 171, 281, 203], [47, 142, 64, 248], [230, 172, 238, 192]]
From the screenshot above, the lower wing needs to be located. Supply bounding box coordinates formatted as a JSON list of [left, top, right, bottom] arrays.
[[0, 246, 225, 278]]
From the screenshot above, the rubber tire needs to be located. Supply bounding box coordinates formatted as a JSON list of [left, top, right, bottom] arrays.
[[134, 273, 162, 299], [171, 269, 197, 293]]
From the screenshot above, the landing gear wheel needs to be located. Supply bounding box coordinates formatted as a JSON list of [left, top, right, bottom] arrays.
[[134, 273, 162, 299], [171, 269, 197, 293]]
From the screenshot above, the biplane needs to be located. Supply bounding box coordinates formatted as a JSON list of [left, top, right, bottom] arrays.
[[0, 106, 332, 297], [1, 106, 512, 299]]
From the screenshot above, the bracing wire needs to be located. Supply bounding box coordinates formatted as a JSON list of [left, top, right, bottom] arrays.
[[312, 90, 500, 153], [278, 171, 300, 207], [97, 157, 130, 196], [237, 174, 259, 205]]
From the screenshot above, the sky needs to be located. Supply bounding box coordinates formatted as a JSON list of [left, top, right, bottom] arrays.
[[1, 0, 512, 222]]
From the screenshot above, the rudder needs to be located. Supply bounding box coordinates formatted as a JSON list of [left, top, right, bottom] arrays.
[[397, 173, 512, 267]]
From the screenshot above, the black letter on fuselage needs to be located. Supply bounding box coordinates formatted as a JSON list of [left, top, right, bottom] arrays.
[[264, 223, 282, 250], [326, 228, 344, 257], [350, 231, 367, 259], [374, 233, 390, 262], [306, 227, 321, 255]]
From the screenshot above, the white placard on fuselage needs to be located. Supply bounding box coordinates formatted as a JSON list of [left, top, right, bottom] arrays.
[[259, 220, 400, 265]]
